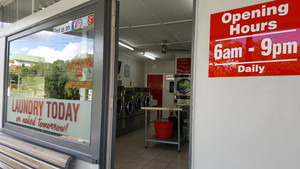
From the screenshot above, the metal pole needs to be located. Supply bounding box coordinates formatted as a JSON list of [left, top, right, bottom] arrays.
[[18, 74, 20, 92], [145, 109, 148, 148], [178, 110, 181, 152]]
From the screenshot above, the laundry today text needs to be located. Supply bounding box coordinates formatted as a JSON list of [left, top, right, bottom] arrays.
[[11, 98, 80, 122]]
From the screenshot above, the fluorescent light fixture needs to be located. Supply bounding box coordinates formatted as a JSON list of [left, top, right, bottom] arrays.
[[118, 42, 134, 51], [143, 52, 156, 60]]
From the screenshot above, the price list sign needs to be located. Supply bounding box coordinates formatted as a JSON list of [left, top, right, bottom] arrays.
[[209, 0, 300, 77]]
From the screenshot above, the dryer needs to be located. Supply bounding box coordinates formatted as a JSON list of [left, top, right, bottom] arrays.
[[116, 86, 125, 137], [133, 87, 144, 129], [124, 87, 135, 133], [142, 87, 151, 107], [174, 74, 191, 106], [141, 87, 151, 125]]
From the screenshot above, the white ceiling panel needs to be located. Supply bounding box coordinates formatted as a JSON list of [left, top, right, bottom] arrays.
[[119, 29, 156, 46], [118, 0, 193, 61], [119, 18, 130, 27], [141, 0, 193, 22], [166, 43, 190, 50], [133, 25, 178, 45], [165, 21, 193, 41], [119, 0, 159, 26]]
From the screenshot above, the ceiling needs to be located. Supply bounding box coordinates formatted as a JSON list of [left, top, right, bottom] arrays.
[[118, 0, 193, 61]]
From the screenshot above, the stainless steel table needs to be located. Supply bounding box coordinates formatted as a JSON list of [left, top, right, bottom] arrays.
[[141, 107, 183, 152]]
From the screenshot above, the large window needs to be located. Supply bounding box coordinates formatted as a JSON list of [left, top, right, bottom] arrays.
[[2, 1, 111, 164], [7, 13, 95, 144]]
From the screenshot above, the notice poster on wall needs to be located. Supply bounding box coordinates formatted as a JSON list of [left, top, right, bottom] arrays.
[[177, 58, 191, 74], [209, 1, 300, 77], [7, 96, 91, 141]]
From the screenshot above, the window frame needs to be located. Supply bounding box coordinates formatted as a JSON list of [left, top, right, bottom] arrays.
[[1, 0, 112, 164]]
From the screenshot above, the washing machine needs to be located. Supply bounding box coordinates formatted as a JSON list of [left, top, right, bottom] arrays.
[[141, 87, 151, 107], [133, 87, 144, 129], [141, 87, 151, 125], [174, 74, 191, 138], [174, 74, 191, 106], [123, 87, 135, 133], [116, 86, 125, 137]]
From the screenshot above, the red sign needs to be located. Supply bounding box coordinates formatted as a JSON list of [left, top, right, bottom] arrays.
[[209, 0, 300, 77], [66, 81, 93, 89], [177, 58, 191, 74], [88, 14, 95, 25]]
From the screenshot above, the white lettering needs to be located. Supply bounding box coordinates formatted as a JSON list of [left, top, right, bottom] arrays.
[[232, 13, 241, 24], [241, 25, 250, 34], [238, 65, 265, 74], [221, 3, 289, 25], [268, 21, 277, 30], [214, 44, 243, 59], [214, 44, 223, 60], [229, 21, 278, 36], [230, 24, 240, 35], [241, 11, 251, 20], [278, 4, 289, 16], [238, 65, 245, 72], [222, 13, 232, 23], [261, 38, 298, 59]]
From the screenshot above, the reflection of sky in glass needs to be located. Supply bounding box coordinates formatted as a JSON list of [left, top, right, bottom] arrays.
[[10, 30, 94, 63]]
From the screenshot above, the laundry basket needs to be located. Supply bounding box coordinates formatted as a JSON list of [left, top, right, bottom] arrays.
[[154, 121, 173, 138]]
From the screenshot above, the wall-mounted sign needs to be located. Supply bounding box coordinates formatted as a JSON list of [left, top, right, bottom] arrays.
[[209, 1, 300, 77], [124, 64, 130, 77], [7, 97, 91, 140], [166, 74, 175, 81], [177, 58, 191, 74]]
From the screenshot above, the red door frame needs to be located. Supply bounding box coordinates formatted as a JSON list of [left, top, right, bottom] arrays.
[[146, 74, 163, 107], [147, 74, 164, 119]]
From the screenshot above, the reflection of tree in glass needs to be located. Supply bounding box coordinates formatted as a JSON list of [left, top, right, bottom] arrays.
[[45, 60, 80, 100], [8, 70, 19, 89], [19, 64, 45, 96]]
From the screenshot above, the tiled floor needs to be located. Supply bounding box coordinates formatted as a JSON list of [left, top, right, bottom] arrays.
[[114, 125, 189, 169]]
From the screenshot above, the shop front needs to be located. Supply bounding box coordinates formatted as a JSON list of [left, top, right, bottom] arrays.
[[0, 0, 114, 168], [2, 0, 300, 169]]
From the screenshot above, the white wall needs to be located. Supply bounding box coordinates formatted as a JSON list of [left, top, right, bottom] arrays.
[[0, 1, 99, 169], [118, 54, 145, 87], [192, 0, 300, 169], [145, 60, 175, 74]]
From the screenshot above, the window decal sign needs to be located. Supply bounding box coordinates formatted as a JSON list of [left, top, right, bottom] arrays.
[[53, 14, 94, 34], [66, 81, 93, 89], [209, 0, 300, 77], [7, 96, 91, 141], [67, 58, 93, 77]]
